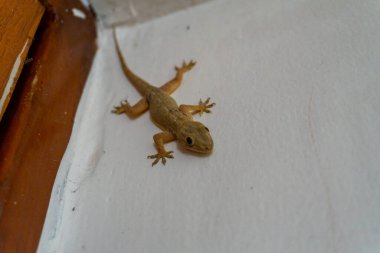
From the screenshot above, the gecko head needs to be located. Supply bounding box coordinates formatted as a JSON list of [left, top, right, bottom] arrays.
[[177, 121, 213, 154]]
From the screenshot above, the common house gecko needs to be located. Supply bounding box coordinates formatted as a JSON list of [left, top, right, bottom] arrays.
[[112, 30, 215, 166]]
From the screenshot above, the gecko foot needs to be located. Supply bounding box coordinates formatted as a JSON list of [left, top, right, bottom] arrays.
[[175, 60, 196, 73], [112, 100, 130, 114], [198, 97, 216, 116], [147, 151, 174, 166]]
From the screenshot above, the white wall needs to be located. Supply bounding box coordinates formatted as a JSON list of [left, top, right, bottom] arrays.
[[90, 0, 209, 26], [39, 0, 380, 252]]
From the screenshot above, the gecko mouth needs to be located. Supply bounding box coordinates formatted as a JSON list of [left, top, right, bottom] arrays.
[[186, 145, 213, 154]]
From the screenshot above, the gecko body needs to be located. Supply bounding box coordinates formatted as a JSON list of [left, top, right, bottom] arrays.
[[112, 30, 215, 166]]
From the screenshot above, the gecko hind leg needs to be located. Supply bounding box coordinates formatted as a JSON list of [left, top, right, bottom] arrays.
[[112, 97, 148, 118], [160, 60, 196, 94], [179, 97, 215, 116]]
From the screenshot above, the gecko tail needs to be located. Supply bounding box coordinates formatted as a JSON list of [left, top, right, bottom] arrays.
[[113, 28, 155, 96]]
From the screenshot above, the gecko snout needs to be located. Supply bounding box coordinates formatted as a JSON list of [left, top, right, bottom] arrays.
[[204, 138, 214, 153]]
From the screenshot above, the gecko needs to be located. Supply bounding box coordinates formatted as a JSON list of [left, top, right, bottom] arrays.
[[112, 30, 215, 166]]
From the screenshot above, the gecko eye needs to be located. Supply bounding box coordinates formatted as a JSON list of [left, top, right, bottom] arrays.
[[186, 137, 193, 146], [204, 127, 209, 132]]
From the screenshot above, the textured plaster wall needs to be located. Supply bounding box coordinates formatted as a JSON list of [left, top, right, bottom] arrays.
[[39, 0, 380, 252]]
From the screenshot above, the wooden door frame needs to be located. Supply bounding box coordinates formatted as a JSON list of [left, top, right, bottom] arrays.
[[0, 0, 97, 252]]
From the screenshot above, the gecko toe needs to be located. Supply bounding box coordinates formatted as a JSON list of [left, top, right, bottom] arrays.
[[197, 98, 216, 116], [151, 158, 160, 166], [148, 151, 174, 166]]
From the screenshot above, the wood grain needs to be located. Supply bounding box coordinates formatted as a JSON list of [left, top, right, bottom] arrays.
[[0, 0, 97, 252], [0, 0, 45, 121]]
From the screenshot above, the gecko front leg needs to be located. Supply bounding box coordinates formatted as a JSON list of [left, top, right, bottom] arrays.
[[179, 97, 216, 116], [148, 131, 176, 166]]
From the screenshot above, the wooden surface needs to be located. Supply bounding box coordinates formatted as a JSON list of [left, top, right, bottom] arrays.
[[0, 0, 45, 120], [0, 0, 97, 252]]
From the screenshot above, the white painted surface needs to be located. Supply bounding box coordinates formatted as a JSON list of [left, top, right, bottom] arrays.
[[39, 0, 380, 252], [80, 0, 90, 8], [0, 40, 29, 118], [89, 0, 209, 26], [72, 8, 87, 19]]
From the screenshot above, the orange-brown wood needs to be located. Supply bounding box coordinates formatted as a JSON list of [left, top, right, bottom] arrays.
[[0, 0, 45, 121], [0, 0, 97, 252]]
